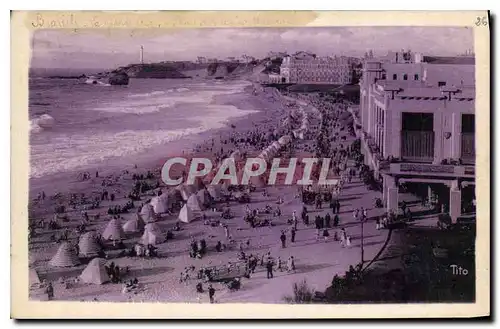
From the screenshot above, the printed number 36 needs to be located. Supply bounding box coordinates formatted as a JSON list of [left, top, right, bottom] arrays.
[[475, 16, 488, 26]]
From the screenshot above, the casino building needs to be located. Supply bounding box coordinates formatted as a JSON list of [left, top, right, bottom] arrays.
[[280, 53, 352, 85], [352, 50, 475, 222]]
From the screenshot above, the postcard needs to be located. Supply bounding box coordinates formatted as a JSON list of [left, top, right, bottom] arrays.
[[11, 10, 490, 319]]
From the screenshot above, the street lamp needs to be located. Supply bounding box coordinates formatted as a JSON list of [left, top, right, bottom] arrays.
[[361, 217, 364, 264]]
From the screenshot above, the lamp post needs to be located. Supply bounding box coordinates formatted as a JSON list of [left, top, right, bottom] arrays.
[[361, 217, 364, 264]]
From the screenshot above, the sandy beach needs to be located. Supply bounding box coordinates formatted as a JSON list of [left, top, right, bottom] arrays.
[[28, 83, 388, 304]]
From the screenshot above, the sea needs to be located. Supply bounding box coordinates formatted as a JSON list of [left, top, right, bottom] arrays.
[[29, 77, 256, 179]]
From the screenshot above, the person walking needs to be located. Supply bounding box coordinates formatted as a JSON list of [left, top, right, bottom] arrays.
[[287, 256, 296, 273], [291, 227, 296, 243], [266, 259, 274, 279], [280, 231, 287, 248], [353, 209, 359, 221], [208, 284, 216, 303], [46, 282, 54, 301]]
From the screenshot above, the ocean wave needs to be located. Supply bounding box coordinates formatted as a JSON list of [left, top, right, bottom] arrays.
[[93, 88, 245, 115], [85, 79, 111, 87], [29, 103, 258, 178], [128, 90, 166, 98], [30, 127, 206, 178]]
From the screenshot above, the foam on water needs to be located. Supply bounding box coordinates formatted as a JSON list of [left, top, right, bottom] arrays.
[[30, 80, 255, 178], [94, 86, 249, 115], [30, 105, 258, 178]]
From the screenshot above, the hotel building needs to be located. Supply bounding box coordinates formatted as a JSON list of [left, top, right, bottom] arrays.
[[280, 54, 353, 85], [354, 50, 475, 222]]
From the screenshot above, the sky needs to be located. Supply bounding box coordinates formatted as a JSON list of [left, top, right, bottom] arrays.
[[30, 26, 474, 70]]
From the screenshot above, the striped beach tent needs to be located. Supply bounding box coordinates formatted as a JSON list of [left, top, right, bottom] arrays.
[[78, 231, 103, 258], [49, 242, 81, 267], [123, 214, 146, 234], [140, 223, 165, 245], [102, 218, 125, 241]]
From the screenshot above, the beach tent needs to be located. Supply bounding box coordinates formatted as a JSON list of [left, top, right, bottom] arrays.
[[187, 194, 202, 211], [140, 223, 165, 245], [49, 242, 81, 267], [78, 231, 103, 258], [282, 117, 292, 127], [150, 193, 169, 214], [175, 184, 193, 201], [140, 203, 156, 222], [29, 268, 41, 286], [178, 204, 195, 223], [278, 135, 292, 146], [122, 214, 146, 234], [206, 185, 222, 201], [79, 258, 109, 285], [196, 189, 212, 207], [102, 218, 125, 241]]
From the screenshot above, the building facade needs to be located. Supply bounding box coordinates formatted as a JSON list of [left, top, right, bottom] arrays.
[[280, 55, 353, 85], [355, 50, 475, 223]]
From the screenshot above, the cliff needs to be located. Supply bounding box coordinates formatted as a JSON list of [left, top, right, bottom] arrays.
[[111, 63, 190, 79], [205, 61, 261, 80]]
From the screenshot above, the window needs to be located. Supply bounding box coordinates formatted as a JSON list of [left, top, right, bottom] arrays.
[[414, 74, 419, 81], [392, 74, 397, 80], [438, 81, 446, 87], [403, 74, 408, 80]]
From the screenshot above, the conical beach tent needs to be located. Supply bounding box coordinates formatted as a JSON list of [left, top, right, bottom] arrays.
[[140, 203, 156, 222], [102, 218, 125, 241], [140, 223, 165, 245], [29, 268, 41, 285], [207, 185, 222, 201], [150, 194, 169, 214], [196, 189, 212, 207], [49, 242, 81, 267], [78, 231, 103, 258], [278, 135, 292, 146], [187, 194, 202, 211], [79, 258, 109, 285], [178, 204, 195, 223], [123, 214, 146, 234]]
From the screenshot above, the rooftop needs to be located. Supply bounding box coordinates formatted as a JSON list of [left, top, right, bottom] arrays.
[[375, 80, 475, 99], [422, 56, 475, 65]]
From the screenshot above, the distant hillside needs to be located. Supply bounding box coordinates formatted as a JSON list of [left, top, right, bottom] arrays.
[[111, 63, 190, 79], [203, 60, 262, 80]]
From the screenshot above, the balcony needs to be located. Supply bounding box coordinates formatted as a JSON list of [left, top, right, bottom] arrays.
[[461, 133, 475, 165], [401, 130, 435, 163]]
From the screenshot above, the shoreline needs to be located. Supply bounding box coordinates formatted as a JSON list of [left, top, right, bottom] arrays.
[[29, 83, 267, 197], [28, 83, 288, 218]]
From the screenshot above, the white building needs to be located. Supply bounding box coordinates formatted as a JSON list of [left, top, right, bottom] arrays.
[[355, 50, 475, 222], [280, 54, 352, 85]]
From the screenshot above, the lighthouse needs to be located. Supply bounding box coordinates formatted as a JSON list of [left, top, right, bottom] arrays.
[[140, 45, 144, 64]]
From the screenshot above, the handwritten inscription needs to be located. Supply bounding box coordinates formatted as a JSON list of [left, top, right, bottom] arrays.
[[30, 13, 296, 29]]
